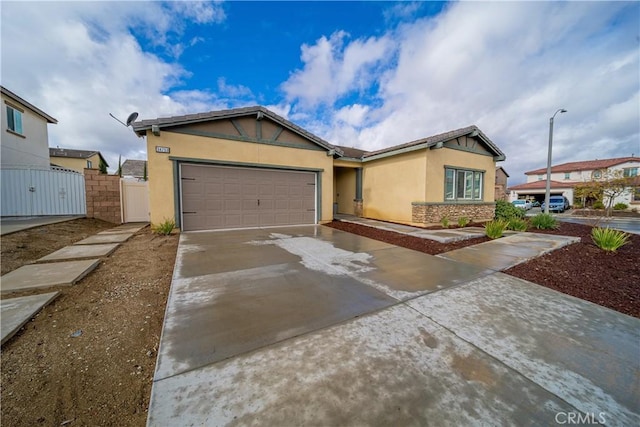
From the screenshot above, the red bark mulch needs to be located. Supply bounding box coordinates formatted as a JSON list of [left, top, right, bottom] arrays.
[[324, 221, 640, 318]]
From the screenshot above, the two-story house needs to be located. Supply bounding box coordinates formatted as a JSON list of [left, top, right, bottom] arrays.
[[1, 86, 57, 169], [49, 148, 109, 173], [508, 156, 640, 208]]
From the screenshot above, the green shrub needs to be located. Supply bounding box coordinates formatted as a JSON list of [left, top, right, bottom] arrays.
[[573, 201, 584, 209], [484, 219, 508, 239], [592, 201, 605, 210], [530, 213, 558, 230], [591, 227, 630, 252], [440, 216, 450, 228], [152, 218, 175, 235], [613, 203, 628, 211], [495, 200, 525, 221], [457, 216, 470, 227], [507, 218, 528, 231]]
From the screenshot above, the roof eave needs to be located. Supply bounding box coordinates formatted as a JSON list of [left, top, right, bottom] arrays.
[[132, 106, 338, 154]]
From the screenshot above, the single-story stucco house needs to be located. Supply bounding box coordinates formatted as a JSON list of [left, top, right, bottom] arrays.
[[132, 106, 505, 231]]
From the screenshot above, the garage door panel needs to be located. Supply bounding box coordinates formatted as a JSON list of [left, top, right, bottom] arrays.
[[181, 164, 316, 231]]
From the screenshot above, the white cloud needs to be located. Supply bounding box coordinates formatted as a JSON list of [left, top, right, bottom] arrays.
[[1, 0, 229, 171], [283, 1, 640, 183], [282, 31, 393, 107]]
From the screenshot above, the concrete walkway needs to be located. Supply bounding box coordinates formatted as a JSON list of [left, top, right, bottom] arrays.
[[335, 214, 505, 243], [0, 215, 84, 236], [148, 226, 639, 426]]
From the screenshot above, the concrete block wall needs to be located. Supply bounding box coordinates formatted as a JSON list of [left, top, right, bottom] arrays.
[[84, 169, 122, 224], [412, 202, 495, 225]]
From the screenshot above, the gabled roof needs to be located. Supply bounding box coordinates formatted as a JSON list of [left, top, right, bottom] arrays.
[[496, 166, 510, 177], [132, 106, 340, 155], [1, 86, 57, 124], [121, 159, 147, 177], [526, 157, 639, 175], [49, 148, 109, 167], [362, 125, 505, 161], [334, 146, 369, 159], [508, 180, 577, 191]]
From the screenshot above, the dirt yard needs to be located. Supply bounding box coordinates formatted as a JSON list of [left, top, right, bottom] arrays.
[[1, 219, 178, 426]]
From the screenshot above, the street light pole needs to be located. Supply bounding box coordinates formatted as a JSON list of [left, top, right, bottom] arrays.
[[544, 108, 567, 214]]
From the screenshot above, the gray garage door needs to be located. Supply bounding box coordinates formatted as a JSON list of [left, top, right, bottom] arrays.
[[180, 164, 316, 231]]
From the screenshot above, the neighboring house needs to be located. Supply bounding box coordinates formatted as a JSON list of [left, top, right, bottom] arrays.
[[495, 166, 509, 201], [508, 156, 640, 207], [132, 106, 505, 231], [121, 159, 147, 180], [1, 86, 57, 169], [49, 148, 109, 173]]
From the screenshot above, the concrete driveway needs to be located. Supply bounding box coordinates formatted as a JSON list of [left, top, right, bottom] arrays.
[[148, 226, 639, 426]]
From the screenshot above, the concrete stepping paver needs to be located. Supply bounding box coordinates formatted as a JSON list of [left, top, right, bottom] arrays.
[[98, 223, 147, 235], [75, 233, 133, 245], [1, 292, 59, 345], [0, 259, 100, 294], [37, 243, 119, 262]]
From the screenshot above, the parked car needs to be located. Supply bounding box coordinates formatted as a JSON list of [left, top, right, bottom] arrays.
[[512, 199, 532, 210], [541, 196, 570, 213]]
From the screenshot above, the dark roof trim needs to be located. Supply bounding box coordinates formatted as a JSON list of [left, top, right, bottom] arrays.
[[132, 106, 341, 155], [49, 148, 109, 167], [1, 86, 58, 124], [361, 125, 506, 162]]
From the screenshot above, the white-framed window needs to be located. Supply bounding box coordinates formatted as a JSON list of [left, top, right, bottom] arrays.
[[537, 175, 543, 181], [6, 105, 23, 135], [445, 168, 484, 201], [87, 160, 93, 169], [623, 167, 638, 178], [564, 172, 571, 180]]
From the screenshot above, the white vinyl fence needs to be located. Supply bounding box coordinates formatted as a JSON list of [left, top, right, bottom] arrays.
[[1, 167, 86, 216], [121, 179, 150, 222]]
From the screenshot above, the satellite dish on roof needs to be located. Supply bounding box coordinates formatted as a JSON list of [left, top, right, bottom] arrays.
[[109, 112, 139, 127], [126, 112, 139, 126]]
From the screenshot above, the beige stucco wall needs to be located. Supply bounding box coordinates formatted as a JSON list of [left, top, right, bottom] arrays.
[[425, 148, 496, 202], [51, 153, 101, 173], [334, 167, 356, 214], [362, 150, 427, 223], [1, 95, 51, 169], [146, 131, 334, 227]]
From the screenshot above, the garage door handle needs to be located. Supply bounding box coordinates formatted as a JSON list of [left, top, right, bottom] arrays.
[[181, 177, 195, 181], [183, 211, 197, 214], [257, 199, 260, 206]]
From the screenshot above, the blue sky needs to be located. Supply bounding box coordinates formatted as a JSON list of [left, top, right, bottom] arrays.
[[2, 1, 639, 183]]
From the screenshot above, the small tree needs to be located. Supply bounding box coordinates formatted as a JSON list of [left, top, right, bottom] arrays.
[[116, 155, 122, 177], [142, 161, 148, 181], [98, 159, 108, 174], [575, 170, 633, 216]]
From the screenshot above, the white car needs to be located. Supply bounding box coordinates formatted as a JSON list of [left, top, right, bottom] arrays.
[[512, 200, 532, 210]]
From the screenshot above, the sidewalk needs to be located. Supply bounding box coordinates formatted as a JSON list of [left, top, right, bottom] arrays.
[[0, 215, 84, 236]]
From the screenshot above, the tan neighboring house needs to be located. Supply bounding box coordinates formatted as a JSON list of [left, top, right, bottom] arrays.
[[49, 148, 108, 173], [494, 166, 509, 201], [1, 86, 57, 169], [121, 159, 148, 180], [508, 156, 640, 207], [132, 106, 506, 231]]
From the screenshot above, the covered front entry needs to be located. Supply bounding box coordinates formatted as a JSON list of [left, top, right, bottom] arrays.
[[180, 164, 316, 231]]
